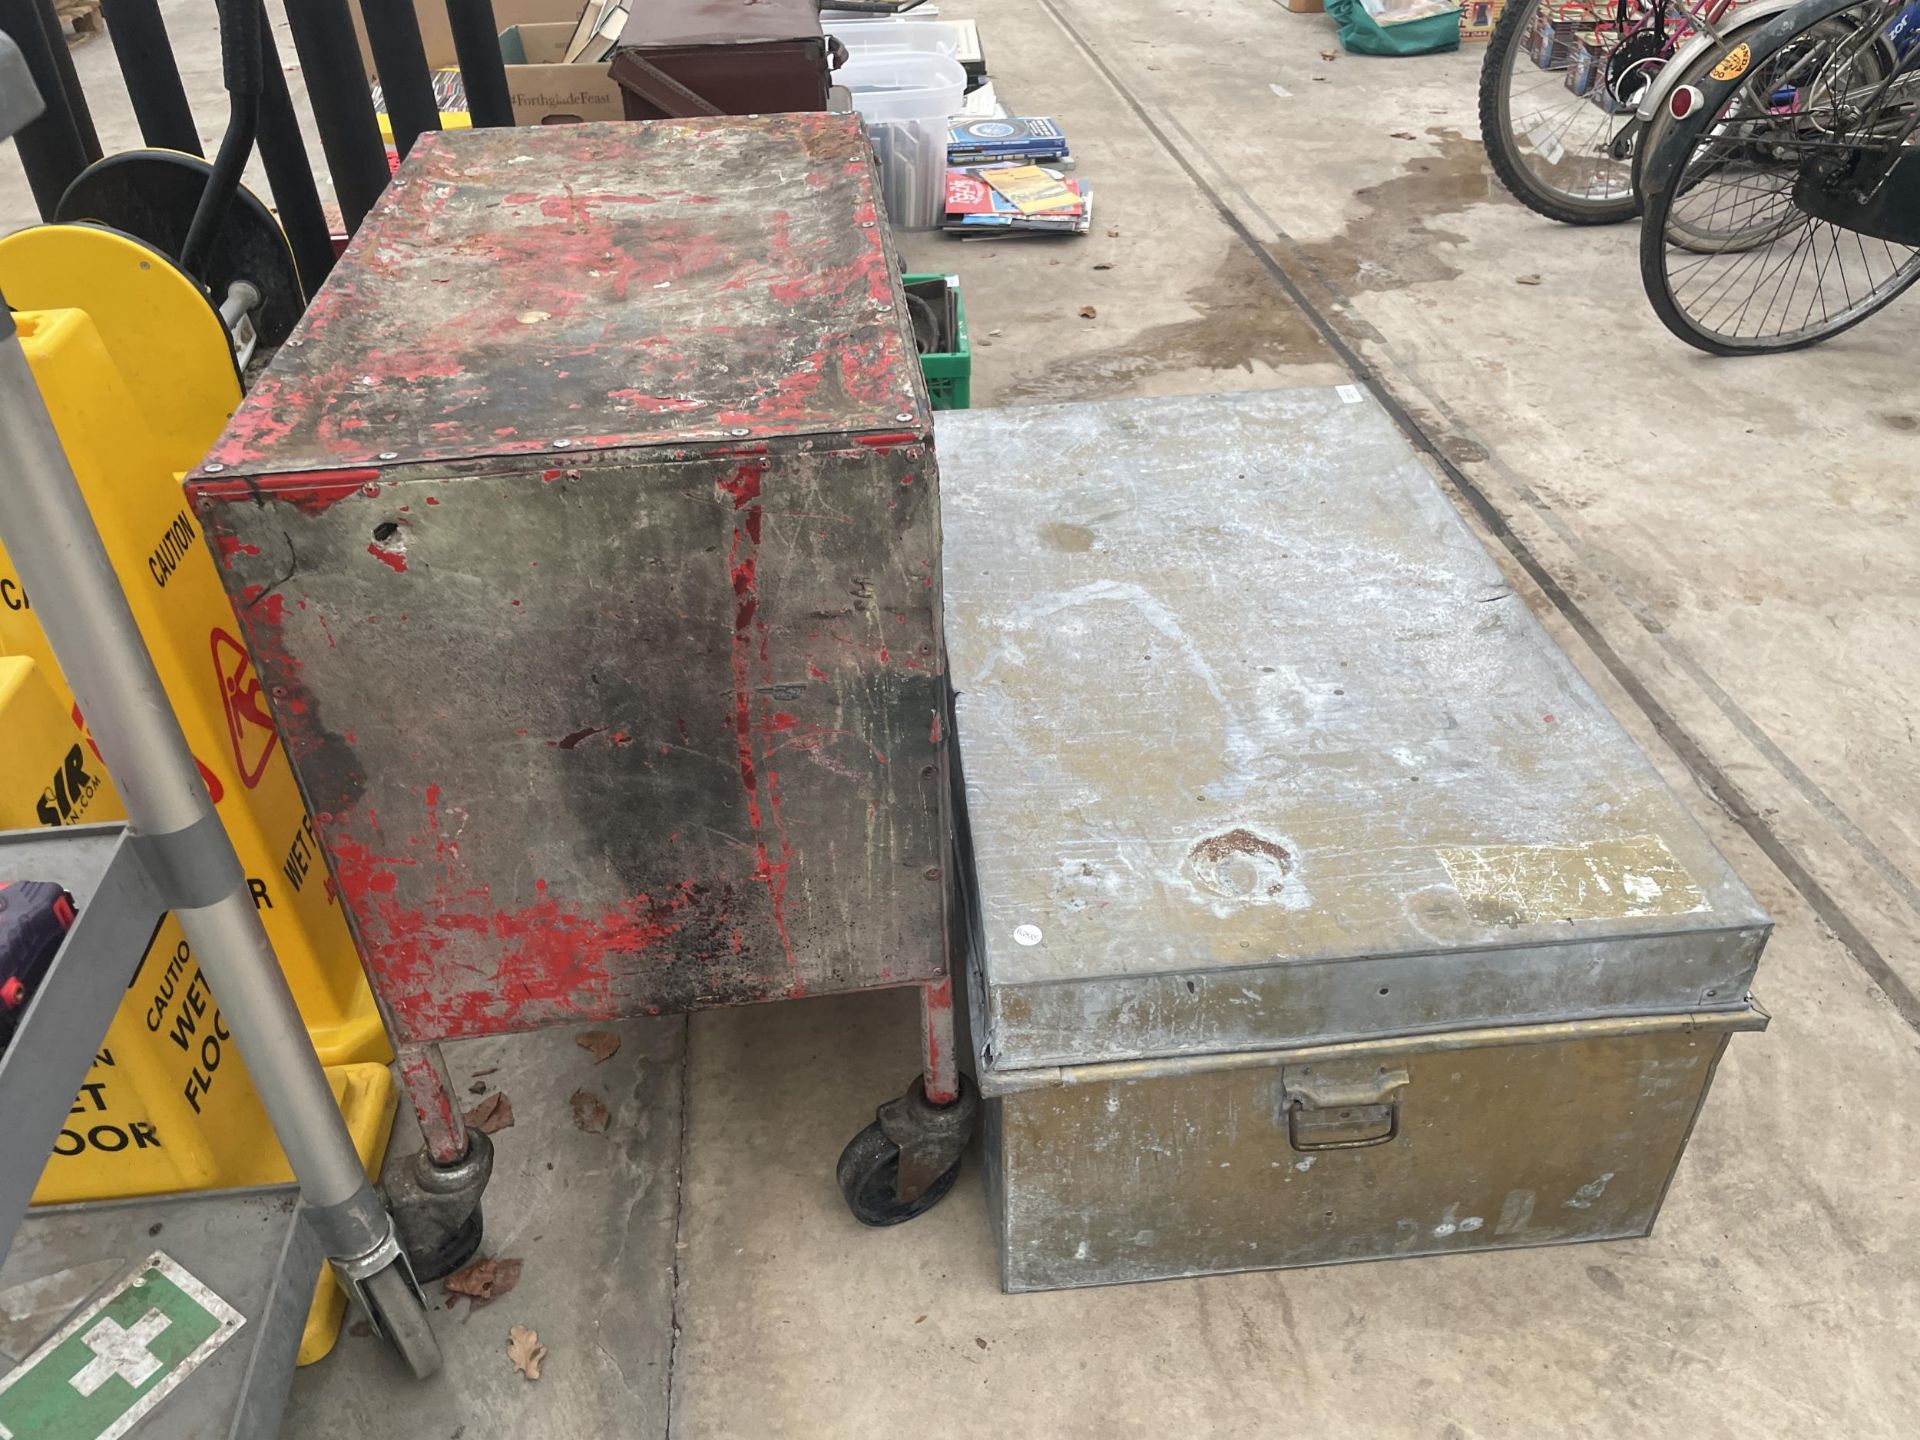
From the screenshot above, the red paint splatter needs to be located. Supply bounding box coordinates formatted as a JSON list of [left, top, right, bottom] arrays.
[[215, 534, 262, 559], [367, 542, 407, 573], [715, 461, 801, 982], [930, 714, 942, 744], [716, 461, 763, 511], [425, 495, 440, 506], [807, 662, 828, 681], [334, 833, 701, 1041], [608, 389, 705, 415], [769, 712, 798, 731], [190, 467, 381, 516]]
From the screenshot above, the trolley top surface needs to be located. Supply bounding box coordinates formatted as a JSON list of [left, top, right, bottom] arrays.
[[200, 114, 925, 479], [939, 390, 1767, 1018]]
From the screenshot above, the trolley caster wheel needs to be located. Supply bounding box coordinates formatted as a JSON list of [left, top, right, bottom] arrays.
[[359, 1260, 444, 1381], [408, 1204, 484, 1281], [837, 1124, 963, 1225], [387, 1129, 493, 1281], [836, 1075, 978, 1227]]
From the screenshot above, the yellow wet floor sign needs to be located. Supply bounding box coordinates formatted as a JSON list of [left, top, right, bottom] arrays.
[[0, 1254, 242, 1440]]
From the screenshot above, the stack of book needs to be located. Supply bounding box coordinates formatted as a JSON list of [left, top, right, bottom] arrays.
[[943, 162, 1092, 237], [947, 117, 1069, 167]]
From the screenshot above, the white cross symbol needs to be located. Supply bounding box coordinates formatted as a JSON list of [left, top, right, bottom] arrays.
[[69, 1309, 171, 1396]]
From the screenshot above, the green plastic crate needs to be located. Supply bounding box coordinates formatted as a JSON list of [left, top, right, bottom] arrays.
[[904, 272, 971, 410]]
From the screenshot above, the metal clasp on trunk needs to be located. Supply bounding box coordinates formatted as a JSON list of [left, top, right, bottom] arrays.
[[1281, 1065, 1411, 1152]]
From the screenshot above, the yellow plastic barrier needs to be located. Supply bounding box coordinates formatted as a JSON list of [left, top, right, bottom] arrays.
[[0, 228, 390, 1075], [0, 257, 400, 1366]]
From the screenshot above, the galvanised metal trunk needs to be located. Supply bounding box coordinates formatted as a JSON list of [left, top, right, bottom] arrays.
[[186, 117, 961, 1193], [937, 390, 1769, 1292]]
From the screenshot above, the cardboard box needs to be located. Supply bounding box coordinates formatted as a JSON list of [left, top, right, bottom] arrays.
[[499, 22, 626, 124], [351, 0, 583, 74]]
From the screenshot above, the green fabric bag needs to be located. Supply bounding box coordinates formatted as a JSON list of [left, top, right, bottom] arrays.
[[1325, 0, 1462, 57]]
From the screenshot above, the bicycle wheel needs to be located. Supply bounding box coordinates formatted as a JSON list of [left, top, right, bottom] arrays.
[[1640, 7, 1920, 353], [1628, 18, 1777, 230], [1481, 0, 1661, 224]]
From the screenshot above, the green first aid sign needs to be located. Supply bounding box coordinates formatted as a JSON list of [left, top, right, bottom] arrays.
[[0, 1252, 244, 1440]]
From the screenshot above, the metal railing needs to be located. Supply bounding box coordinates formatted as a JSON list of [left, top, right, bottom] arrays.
[[2, 0, 515, 289]]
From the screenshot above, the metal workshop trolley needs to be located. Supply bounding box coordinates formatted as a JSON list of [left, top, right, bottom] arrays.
[[188, 114, 974, 1266]]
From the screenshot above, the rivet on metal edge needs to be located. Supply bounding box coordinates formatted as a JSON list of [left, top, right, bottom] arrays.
[[552, 438, 574, 449], [860, 221, 876, 229], [202, 462, 224, 473], [729, 427, 751, 436], [377, 451, 399, 460], [875, 303, 893, 313], [895, 412, 915, 423]]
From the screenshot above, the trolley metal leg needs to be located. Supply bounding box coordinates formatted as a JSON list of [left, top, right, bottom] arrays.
[[920, 976, 960, 1105], [0, 298, 442, 1376]]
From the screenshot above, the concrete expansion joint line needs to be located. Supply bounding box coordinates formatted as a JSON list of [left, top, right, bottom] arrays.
[[663, 1016, 695, 1440], [1036, 0, 1920, 1038]]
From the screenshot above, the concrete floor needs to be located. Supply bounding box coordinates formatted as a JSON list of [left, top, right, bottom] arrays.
[[7, 1, 1919, 1437]]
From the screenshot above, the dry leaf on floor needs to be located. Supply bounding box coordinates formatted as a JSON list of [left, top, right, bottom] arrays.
[[575, 1029, 621, 1063], [1105, 228, 1120, 238], [1516, 274, 1543, 285], [507, 1324, 547, 1381], [468, 1081, 487, 1095], [570, 1088, 610, 1134], [1392, 131, 1417, 140], [1320, 49, 1339, 61], [1092, 262, 1113, 270], [444, 1256, 523, 1309], [471, 1067, 498, 1078], [463, 1092, 514, 1134], [1078, 306, 1098, 319]]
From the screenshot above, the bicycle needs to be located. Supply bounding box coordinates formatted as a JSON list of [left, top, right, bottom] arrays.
[[1638, 0, 1920, 351], [1480, 0, 1810, 223]]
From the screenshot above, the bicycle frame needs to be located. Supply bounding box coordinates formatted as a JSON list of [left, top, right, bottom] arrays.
[[1633, 0, 1817, 124], [1640, 0, 1907, 190]]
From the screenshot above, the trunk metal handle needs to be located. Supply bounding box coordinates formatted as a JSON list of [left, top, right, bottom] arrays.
[[1282, 1066, 1411, 1152]]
